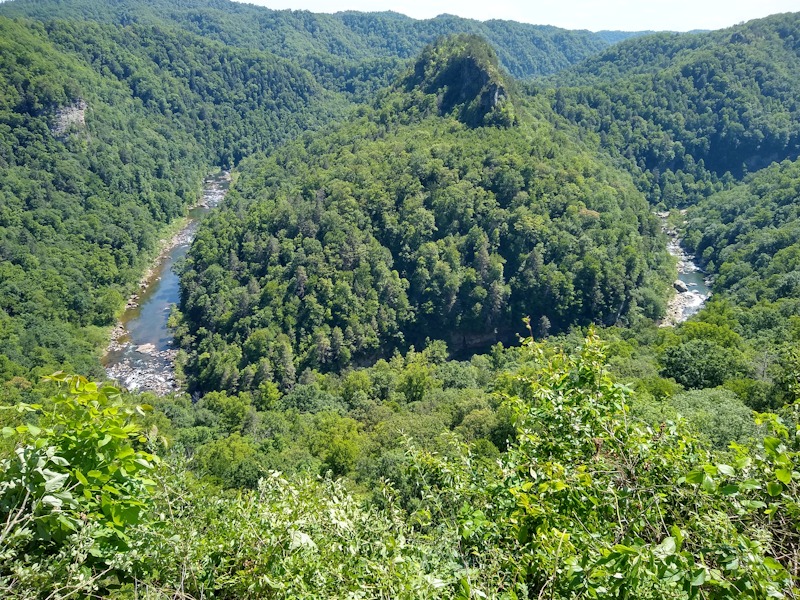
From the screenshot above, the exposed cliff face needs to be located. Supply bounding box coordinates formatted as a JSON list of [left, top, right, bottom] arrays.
[[51, 98, 87, 137], [404, 34, 516, 128]]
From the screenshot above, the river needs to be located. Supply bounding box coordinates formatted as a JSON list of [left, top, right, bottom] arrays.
[[658, 211, 712, 326], [104, 188, 704, 392], [103, 172, 229, 394]]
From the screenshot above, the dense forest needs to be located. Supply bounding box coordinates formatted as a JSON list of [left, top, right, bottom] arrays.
[[1, 0, 800, 597], [0, 15, 342, 386], [545, 13, 800, 206], [172, 35, 672, 394], [0, 0, 644, 88]]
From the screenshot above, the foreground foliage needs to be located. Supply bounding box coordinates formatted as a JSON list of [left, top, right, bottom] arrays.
[[2, 336, 797, 598], [0, 373, 158, 595]]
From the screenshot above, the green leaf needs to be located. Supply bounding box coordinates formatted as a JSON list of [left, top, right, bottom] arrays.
[[686, 470, 704, 484], [116, 447, 135, 460], [57, 515, 77, 532], [654, 537, 676, 558], [766, 482, 783, 497], [669, 526, 684, 551], [763, 436, 781, 456], [133, 457, 153, 470], [108, 427, 128, 438], [723, 558, 739, 571], [517, 524, 529, 544], [716, 464, 734, 477], [690, 568, 706, 586], [41, 494, 63, 509], [42, 469, 69, 493], [74, 470, 89, 486], [775, 452, 792, 467], [721, 484, 739, 495], [775, 469, 792, 484], [1, 427, 13, 438], [701, 474, 716, 493]]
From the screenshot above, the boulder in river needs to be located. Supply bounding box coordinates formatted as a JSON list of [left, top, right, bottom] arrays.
[[674, 280, 689, 293]]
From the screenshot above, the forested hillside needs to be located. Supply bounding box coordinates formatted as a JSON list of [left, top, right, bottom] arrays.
[[676, 158, 800, 392], [172, 35, 671, 393], [685, 157, 800, 308], [0, 0, 637, 89], [547, 13, 800, 206], [0, 16, 342, 384], [1, 1, 800, 597]]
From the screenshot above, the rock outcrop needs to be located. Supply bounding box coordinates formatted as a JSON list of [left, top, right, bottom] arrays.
[[51, 99, 87, 137], [404, 34, 516, 128], [674, 279, 689, 293]]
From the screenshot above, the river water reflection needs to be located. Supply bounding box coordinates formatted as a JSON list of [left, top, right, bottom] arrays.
[[103, 173, 229, 394]]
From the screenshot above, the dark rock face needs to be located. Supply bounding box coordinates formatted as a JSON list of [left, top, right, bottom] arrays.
[[674, 279, 689, 293], [405, 34, 516, 128], [432, 55, 490, 110]]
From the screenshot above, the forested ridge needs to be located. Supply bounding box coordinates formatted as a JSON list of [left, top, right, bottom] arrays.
[[0, 15, 343, 385], [545, 13, 800, 206], [0, 0, 642, 87], [685, 157, 800, 308], [172, 35, 672, 394], [1, 1, 800, 597]]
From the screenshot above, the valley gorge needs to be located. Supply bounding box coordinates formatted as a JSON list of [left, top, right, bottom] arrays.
[[1, 3, 800, 597]]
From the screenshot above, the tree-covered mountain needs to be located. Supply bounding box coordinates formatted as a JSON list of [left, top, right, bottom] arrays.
[[0, 15, 343, 383], [685, 157, 800, 307], [0, 0, 632, 87], [677, 158, 800, 384], [2, 3, 800, 597], [0, 0, 648, 389], [172, 35, 672, 394], [546, 12, 800, 206]]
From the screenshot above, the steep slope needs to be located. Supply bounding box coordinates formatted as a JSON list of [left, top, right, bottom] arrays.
[[0, 16, 342, 383], [0, 0, 621, 84], [172, 36, 671, 393], [546, 12, 800, 206], [402, 34, 517, 127], [685, 157, 800, 308], [42, 19, 343, 165]]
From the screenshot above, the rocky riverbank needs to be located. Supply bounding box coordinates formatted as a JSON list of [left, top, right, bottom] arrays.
[[104, 345, 180, 396], [104, 172, 229, 395], [657, 211, 712, 327]]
